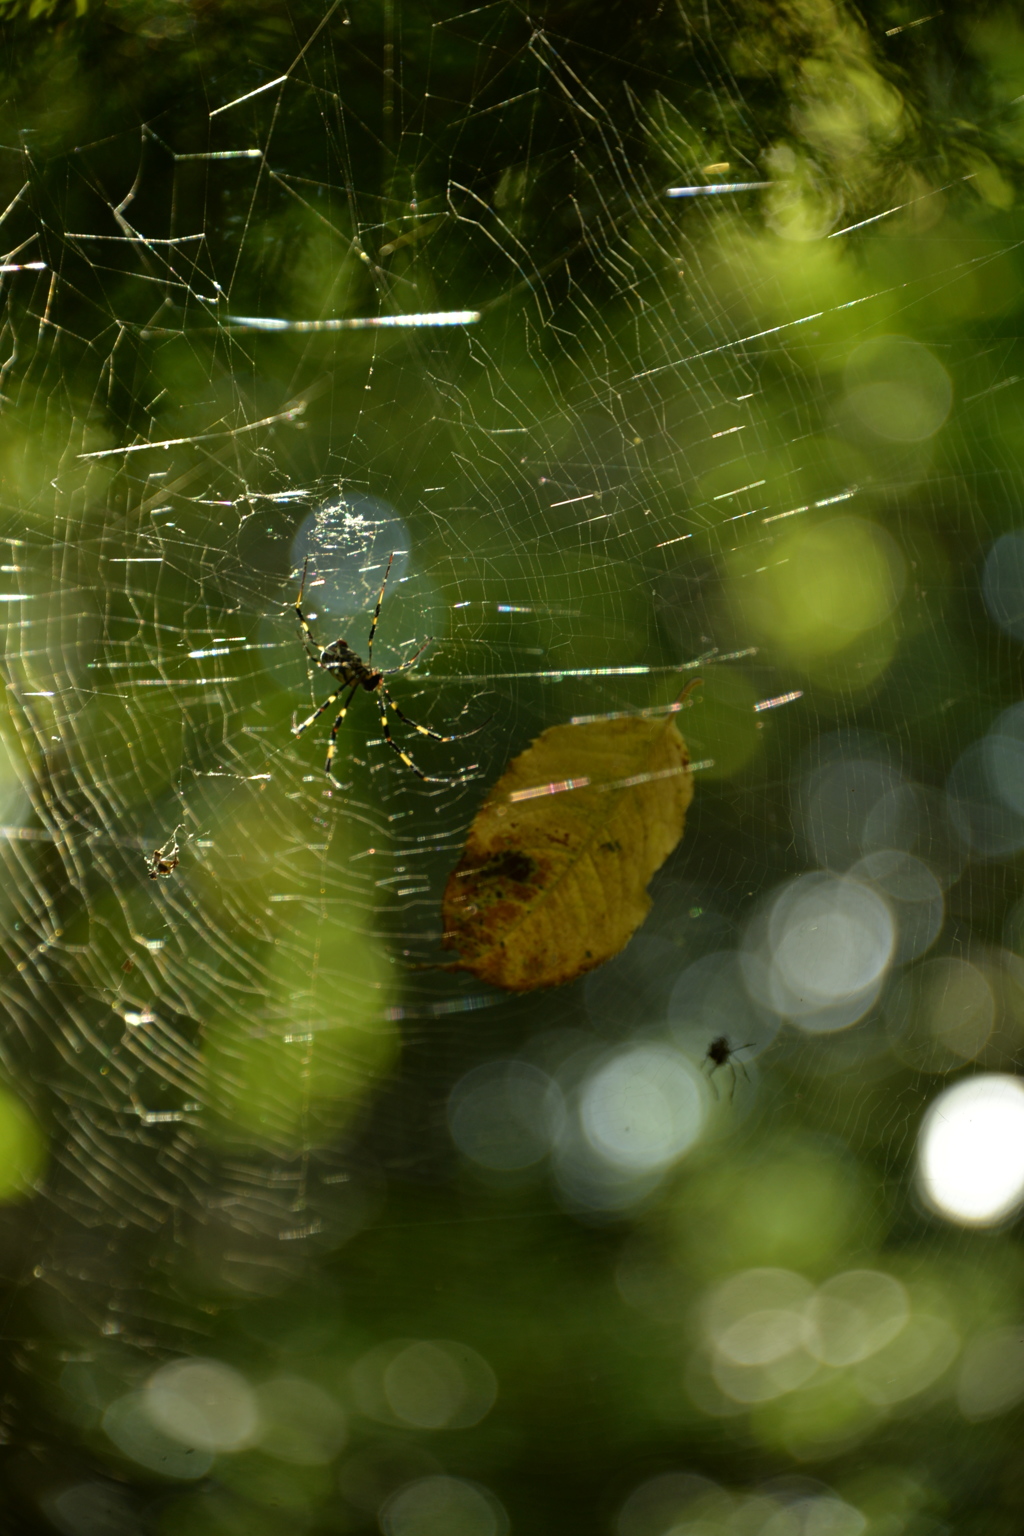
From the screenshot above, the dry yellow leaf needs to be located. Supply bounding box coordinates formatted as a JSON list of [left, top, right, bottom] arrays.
[[441, 712, 695, 991]]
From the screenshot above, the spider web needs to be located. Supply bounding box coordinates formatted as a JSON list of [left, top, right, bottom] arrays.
[[0, 6, 784, 1237], [0, 0, 1022, 1529]]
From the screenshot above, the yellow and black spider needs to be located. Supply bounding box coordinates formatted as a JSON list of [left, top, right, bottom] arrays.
[[292, 553, 483, 783]]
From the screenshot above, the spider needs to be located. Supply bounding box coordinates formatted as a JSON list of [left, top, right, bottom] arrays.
[[292, 553, 483, 783], [146, 823, 186, 880], [703, 1035, 755, 1099]]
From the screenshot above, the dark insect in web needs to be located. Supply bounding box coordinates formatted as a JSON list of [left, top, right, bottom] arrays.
[[703, 1035, 755, 1099], [292, 553, 485, 783]]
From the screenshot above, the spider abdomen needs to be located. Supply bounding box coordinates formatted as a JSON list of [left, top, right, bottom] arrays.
[[317, 640, 381, 690]]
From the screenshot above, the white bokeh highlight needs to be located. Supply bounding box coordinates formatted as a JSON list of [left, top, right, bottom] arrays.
[[143, 1357, 258, 1453], [918, 1074, 1024, 1226], [744, 873, 895, 1032], [580, 1044, 706, 1173]]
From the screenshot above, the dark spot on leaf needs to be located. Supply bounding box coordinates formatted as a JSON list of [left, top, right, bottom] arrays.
[[482, 850, 535, 883]]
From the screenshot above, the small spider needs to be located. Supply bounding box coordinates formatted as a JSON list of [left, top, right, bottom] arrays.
[[292, 553, 483, 783], [703, 1035, 755, 1099], [146, 824, 186, 880]]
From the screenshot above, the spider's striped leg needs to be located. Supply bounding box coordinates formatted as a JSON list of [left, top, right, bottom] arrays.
[[374, 692, 473, 783], [294, 558, 322, 662], [293, 686, 347, 738], [365, 551, 395, 663], [386, 636, 434, 676], [382, 685, 487, 743], [324, 683, 360, 776]]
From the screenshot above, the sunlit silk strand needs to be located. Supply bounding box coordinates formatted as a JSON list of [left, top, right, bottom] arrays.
[[508, 759, 715, 803], [223, 310, 481, 331], [762, 486, 859, 524], [753, 690, 803, 713], [666, 182, 773, 197], [572, 692, 799, 725], [570, 698, 698, 725], [423, 647, 758, 684]]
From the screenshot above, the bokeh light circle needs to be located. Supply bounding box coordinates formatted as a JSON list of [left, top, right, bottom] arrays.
[[957, 1326, 1024, 1420], [0, 1087, 44, 1201], [947, 718, 1024, 857], [884, 956, 995, 1072], [853, 1314, 959, 1404], [143, 1357, 258, 1453], [380, 1475, 508, 1536], [254, 1376, 347, 1464], [849, 851, 944, 965], [383, 1341, 497, 1429], [290, 493, 411, 614], [102, 1392, 213, 1480], [745, 874, 895, 1032], [447, 1061, 564, 1171], [738, 518, 904, 663], [983, 532, 1024, 641], [844, 335, 952, 442], [918, 1074, 1024, 1226], [805, 1269, 909, 1366], [579, 1044, 706, 1172], [42, 1481, 137, 1536], [770, 877, 893, 1003], [616, 1472, 721, 1536], [351, 1338, 497, 1430], [861, 781, 967, 889], [797, 754, 902, 869]]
